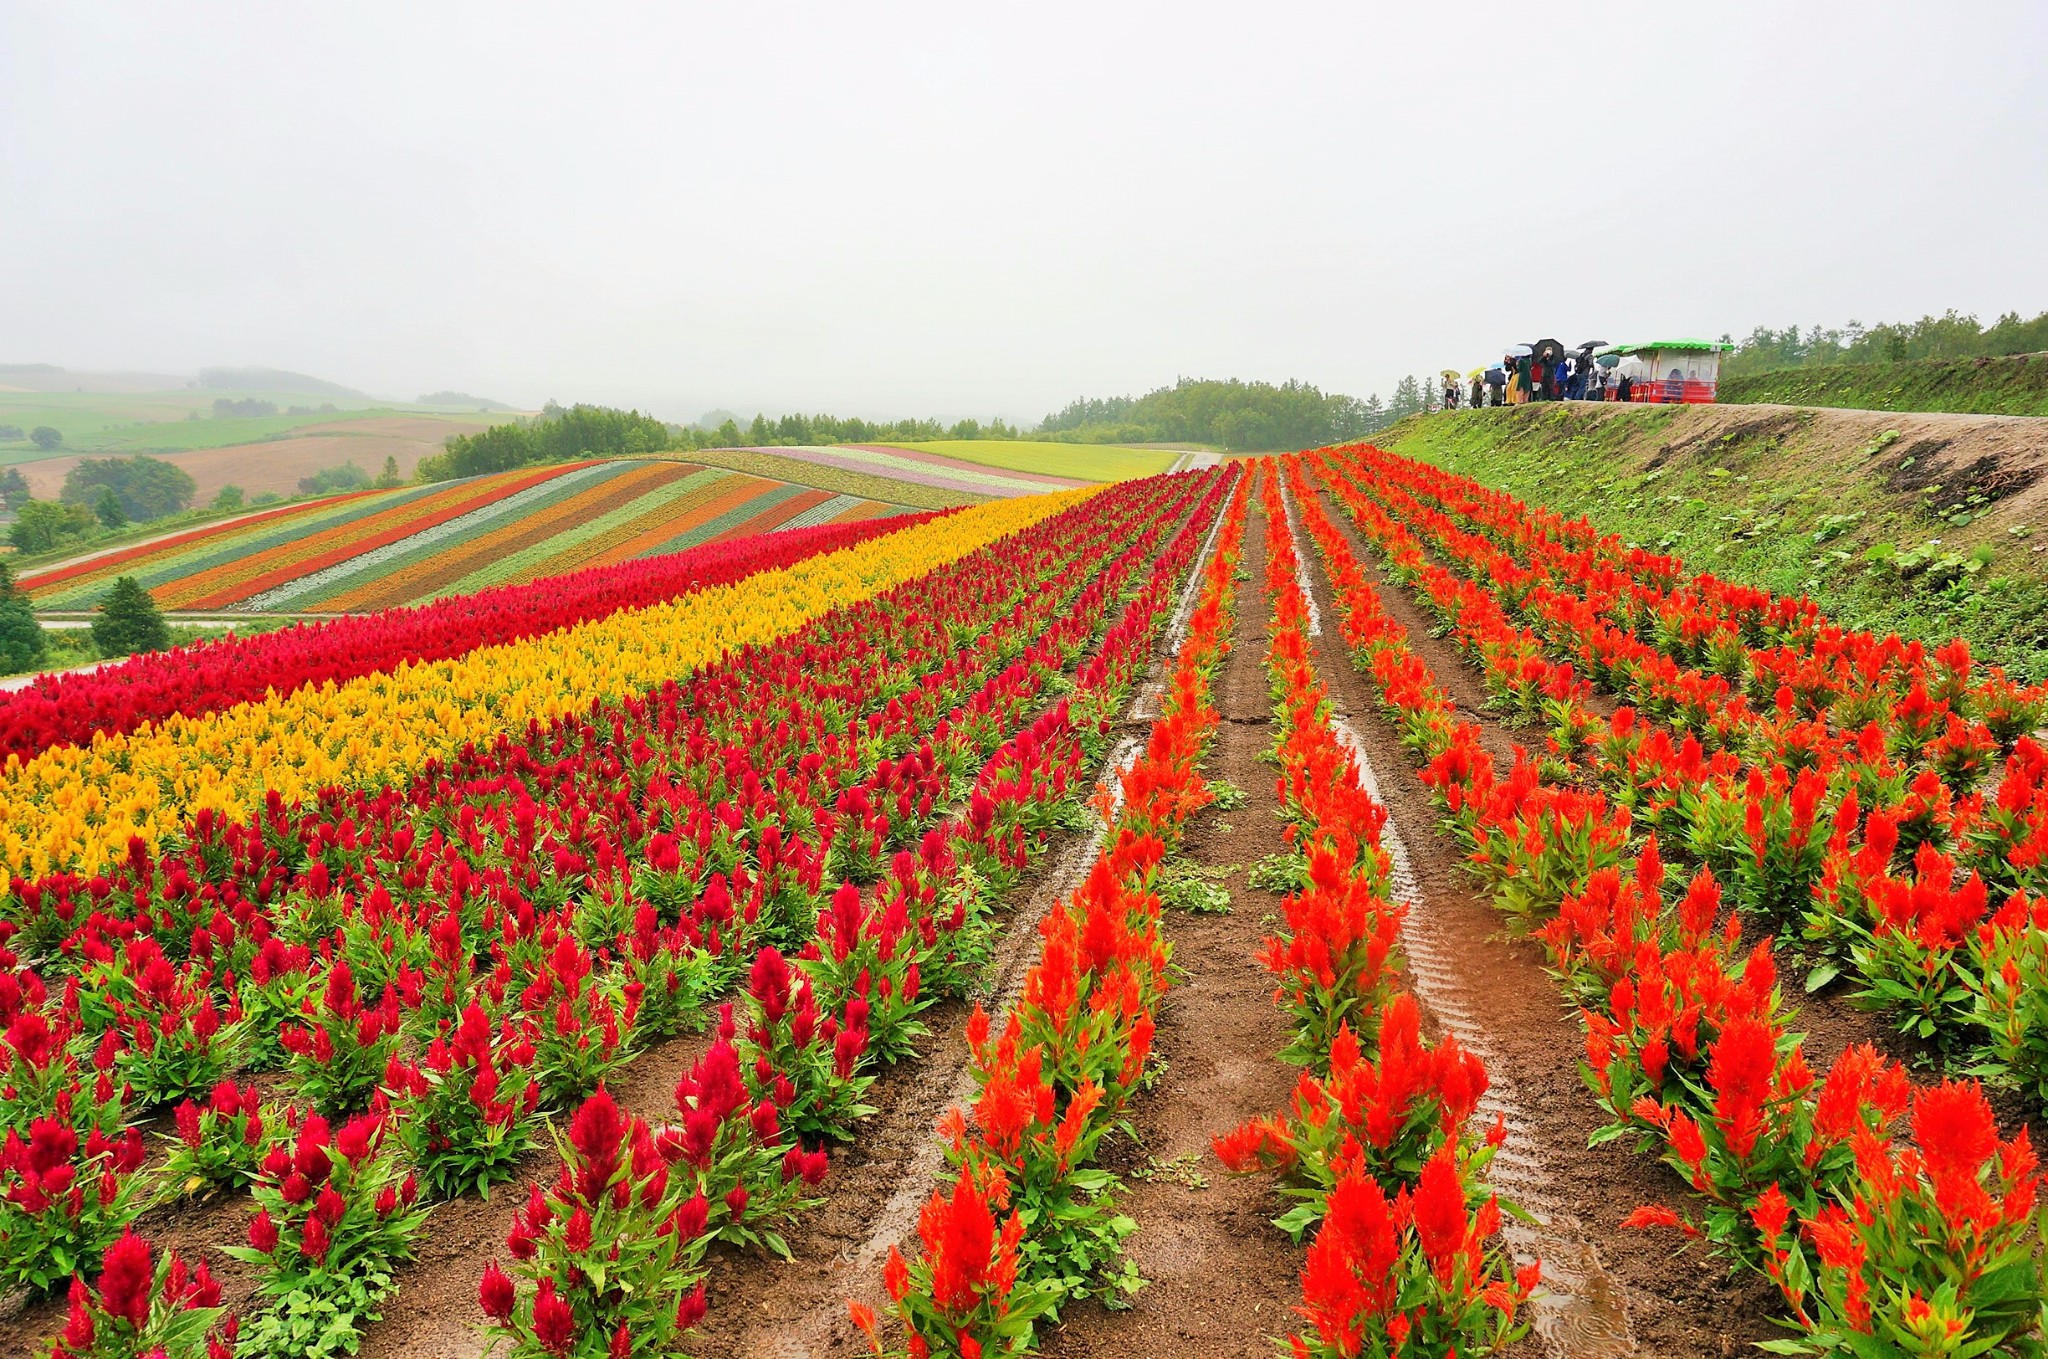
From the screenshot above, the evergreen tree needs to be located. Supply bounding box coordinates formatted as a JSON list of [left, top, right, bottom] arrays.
[[91, 576, 171, 657], [1387, 375, 1423, 420], [0, 563, 45, 674], [93, 485, 128, 529]]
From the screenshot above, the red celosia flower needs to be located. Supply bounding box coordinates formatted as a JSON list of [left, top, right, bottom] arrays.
[[1411, 1146, 1468, 1279], [94, 1230, 155, 1329], [1619, 1205, 1699, 1236], [532, 1277, 576, 1355], [478, 1260, 515, 1321]]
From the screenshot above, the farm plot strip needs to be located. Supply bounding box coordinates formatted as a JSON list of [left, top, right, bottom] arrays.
[[472, 473, 793, 592], [231, 462, 654, 612], [0, 513, 918, 764], [0, 488, 1092, 882], [1291, 449, 2048, 1355], [618, 481, 829, 564], [21, 488, 399, 605], [159, 463, 605, 611], [490, 479, 819, 594], [289, 462, 710, 612], [757, 444, 1082, 497]]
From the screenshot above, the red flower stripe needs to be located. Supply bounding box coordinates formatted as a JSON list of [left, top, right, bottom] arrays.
[[0, 512, 924, 762]]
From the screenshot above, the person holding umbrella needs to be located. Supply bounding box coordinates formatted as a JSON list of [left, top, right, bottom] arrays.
[[1572, 342, 1607, 401], [1469, 370, 1485, 409], [1485, 364, 1506, 407]]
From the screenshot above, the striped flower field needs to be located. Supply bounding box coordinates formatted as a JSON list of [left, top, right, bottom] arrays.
[[6, 453, 2048, 1359], [20, 458, 913, 613]]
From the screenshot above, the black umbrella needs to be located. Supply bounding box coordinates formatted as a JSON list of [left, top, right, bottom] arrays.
[[1530, 338, 1565, 364], [1576, 340, 1609, 353]]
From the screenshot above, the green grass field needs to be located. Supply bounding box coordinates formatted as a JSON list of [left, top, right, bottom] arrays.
[[0, 390, 500, 463], [899, 440, 1178, 482]]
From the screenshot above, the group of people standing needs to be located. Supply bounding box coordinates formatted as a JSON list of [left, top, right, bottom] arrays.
[[1442, 346, 1630, 409]]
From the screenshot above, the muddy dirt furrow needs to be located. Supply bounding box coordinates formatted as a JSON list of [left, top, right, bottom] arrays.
[[1040, 485, 1305, 1357], [1293, 477, 1782, 1358]]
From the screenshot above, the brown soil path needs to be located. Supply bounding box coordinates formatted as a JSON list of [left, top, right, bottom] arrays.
[[1039, 487, 1305, 1357]]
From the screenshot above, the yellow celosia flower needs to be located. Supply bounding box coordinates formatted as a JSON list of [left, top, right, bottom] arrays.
[[0, 489, 1093, 886]]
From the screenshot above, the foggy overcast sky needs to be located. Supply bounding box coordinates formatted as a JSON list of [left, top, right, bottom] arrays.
[[4, 2, 2046, 423]]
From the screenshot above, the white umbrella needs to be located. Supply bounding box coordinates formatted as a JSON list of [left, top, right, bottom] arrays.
[[1504, 344, 1533, 357]]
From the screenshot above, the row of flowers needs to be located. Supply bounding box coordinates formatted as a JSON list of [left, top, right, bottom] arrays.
[[1317, 443, 2048, 1098], [3, 470, 1226, 1357], [1211, 466, 1532, 1358], [847, 468, 1251, 1358], [0, 506, 924, 766], [1289, 450, 2047, 1354], [0, 488, 1094, 885]]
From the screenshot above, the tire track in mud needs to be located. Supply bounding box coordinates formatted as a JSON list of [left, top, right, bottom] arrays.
[[1276, 477, 1637, 1355], [1289, 479, 1781, 1359], [1331, 711, 1638, 1358]]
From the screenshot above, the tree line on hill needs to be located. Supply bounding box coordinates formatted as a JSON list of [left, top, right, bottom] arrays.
[[419, 402, 675, 479], [1036, 377, 1405, 449], [1723, 307, 2048, 377], [422, 375, 1456, 479]]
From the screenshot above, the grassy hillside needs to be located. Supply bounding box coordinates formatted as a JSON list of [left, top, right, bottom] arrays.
[[1376, 403, 2048, 681], [898, 440, 1177, 482], [1721, 353, 2048, 417]]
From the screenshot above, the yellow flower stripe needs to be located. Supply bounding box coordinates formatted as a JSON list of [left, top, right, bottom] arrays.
[[0, 489, 1094, 885]]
